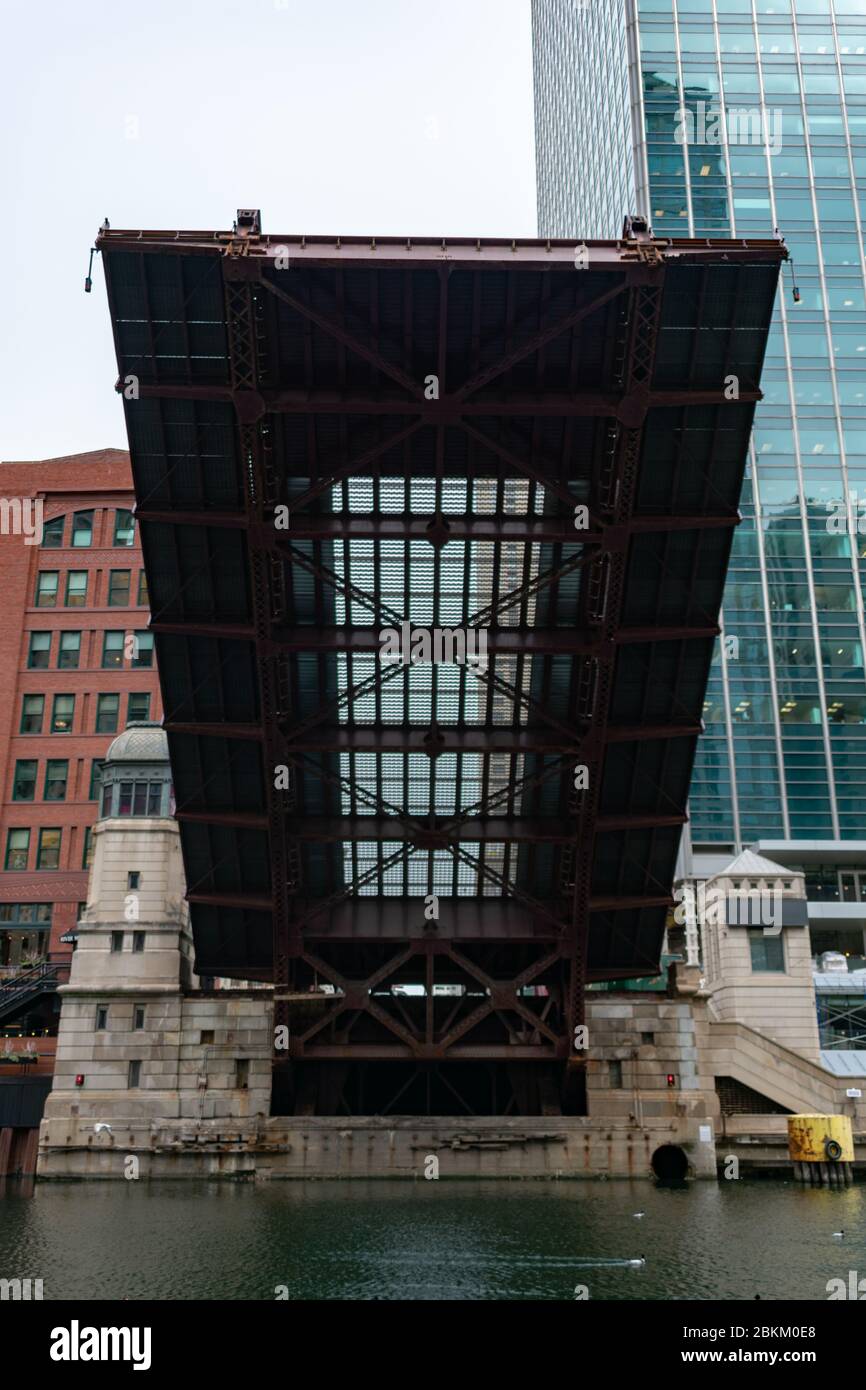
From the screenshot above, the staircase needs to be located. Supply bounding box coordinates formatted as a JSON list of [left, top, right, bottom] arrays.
[[709, 1019, 845, 1115], [0, 962, 67, 1026]]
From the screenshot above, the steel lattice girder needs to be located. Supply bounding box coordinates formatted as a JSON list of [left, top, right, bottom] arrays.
[[98, 218, 785, 1099]]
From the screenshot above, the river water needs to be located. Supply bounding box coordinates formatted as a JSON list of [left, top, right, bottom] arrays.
[[0, 1177, 862, 1300]]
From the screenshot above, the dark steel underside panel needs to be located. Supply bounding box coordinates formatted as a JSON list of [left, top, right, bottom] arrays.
[[98, 223, 784, 1109]]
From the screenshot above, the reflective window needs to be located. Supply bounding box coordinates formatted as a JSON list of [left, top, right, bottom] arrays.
[[41, 516, 64, 548], [27, 632, 51, 668], [51, 695, 74, 733], [114, 509, 135, 546], [20, 694, 44, 734], [65, 571, 88, 607], [44, 760, 68, 801], [5, 829, 30, 871], [12, 760, 37, 801], [108, 570, 131, 606], [35, 572, 58, 607], [36, 828, 61, 870], [102, 631, 125, 669], [58, 631, 81, 670], [96, 693, 120, 734], [71, 511, 94, 547]]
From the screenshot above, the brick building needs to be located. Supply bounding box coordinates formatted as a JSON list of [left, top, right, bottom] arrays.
[[0, 448, 161, 972]]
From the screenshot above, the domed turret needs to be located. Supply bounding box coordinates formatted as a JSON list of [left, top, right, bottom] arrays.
[[99, 722, 174, 820], [105, 720, 169, 764]]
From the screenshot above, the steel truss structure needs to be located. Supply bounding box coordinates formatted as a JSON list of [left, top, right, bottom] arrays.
[[98, 213, 785, 1115]]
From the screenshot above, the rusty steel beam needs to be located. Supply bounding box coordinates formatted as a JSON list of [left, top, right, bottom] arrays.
[[151, 620, 719, 650], [274, 623, 718, 653], [136, 508, 740, 541], [97, 225, 787, 270], [165, 721, 263, 742], [129, 382, 761, 415], [150, 619, 255, 642], [280, 722, 699, 753], [261, 274, 426, 400], [175, 807, 268, 830], [278, 727, 585, 755], [254, 812, 687, 842], [454, 279, 629, 401]]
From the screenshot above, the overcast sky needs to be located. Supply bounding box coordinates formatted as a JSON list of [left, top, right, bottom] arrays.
[[1, 0, 535, 462]]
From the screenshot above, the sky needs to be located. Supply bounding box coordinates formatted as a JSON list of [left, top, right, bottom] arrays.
[[0, 0, 536, 462]]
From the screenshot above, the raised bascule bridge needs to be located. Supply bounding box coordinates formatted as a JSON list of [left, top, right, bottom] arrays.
[[98, 212, 784, 1121]]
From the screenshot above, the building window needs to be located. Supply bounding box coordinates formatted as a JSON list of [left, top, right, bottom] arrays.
[[5, 829, 30, 870], [102, 630, 125, 669], [127, 1060, 141, 1088], [36, 828, 61, 870], [137, 570, 149, 606], [200, 1029, 214, 1045], [27, 632, 51, 669], [131, 632, 154, 668], [749, 931, 786, 973], [114, 510, 135, 546], [65, 571, 88, 607], [51, 694, 74, 733], [108, 570, 131, 606], [35, 571, 58, 607], [113, 781, 164, 817], [608, 1060, 623, 1088], [0, 904, 52, 926], [128, 692, 151, 723], [41, 515, 64, 548], [134, 1005, 145, 1031], [89, 760, 104, 800], [96, 1006, 108, 1031], [96, 693, 119, 733], [235, 1058, 249, 1089], [111, 931, 124, 952], [82, 826, 94, 869], [133, 931, 145, 953], [71, 511, 94, 547], [12, 760, 37, 801], [57, 631, 81, 670], [20, 694, 44, 734], [128, 871, 140, 890], [44, 759, 69, 801]]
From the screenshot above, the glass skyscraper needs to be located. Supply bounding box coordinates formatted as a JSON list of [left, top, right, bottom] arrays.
[[533, 0, 866, 885]]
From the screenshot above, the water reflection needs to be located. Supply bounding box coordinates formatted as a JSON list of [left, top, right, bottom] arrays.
[[0, 1178, 862, 1301]]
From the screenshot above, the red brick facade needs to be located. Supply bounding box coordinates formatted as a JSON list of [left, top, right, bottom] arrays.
[[0, 448, 161, 966]]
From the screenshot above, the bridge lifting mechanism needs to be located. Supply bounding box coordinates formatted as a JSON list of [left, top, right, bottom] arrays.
[[97, 212, 785, 1116]]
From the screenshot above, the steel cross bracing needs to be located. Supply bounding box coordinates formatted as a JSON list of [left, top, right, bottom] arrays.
[[99, 219, 786, 1114], [218, 235, 663, 1097]]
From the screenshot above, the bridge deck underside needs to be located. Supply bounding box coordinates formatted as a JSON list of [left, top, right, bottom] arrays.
[[99, 228, 784, 1113]]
